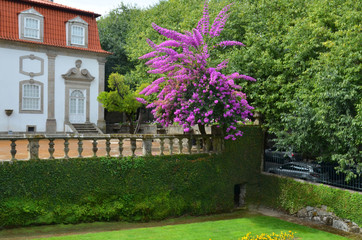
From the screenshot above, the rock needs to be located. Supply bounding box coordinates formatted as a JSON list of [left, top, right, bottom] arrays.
[[323, 216, 333, 226], [349, 227, 360, 234], [295, 206, 362, 234], [332, 219, 350, 232], [297, 208, 308, 218], [306, 206, 314, 212]]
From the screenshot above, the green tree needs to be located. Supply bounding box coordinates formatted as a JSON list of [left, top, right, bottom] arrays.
[[99, 0, 361, 176], [97, 73, 145, 133], [97, 4, 140, 78]]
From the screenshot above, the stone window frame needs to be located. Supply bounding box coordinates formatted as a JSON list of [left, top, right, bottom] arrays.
[[64, 84, 90, 124], [18, 8, 44, 42], [19, 80, 44, 114], [66, 16, 88, 48]]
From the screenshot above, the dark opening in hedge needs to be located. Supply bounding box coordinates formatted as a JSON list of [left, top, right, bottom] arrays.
[[234, 183, 246, 208]]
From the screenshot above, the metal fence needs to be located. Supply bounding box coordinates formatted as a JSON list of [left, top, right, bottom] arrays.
[[264, 152, 361, 192]]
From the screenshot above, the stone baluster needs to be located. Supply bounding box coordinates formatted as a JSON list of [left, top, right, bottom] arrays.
[[196, 137, 201, 153], [64, 138, 69, 159], [92, 139, 98, 157], [118, 138, 123, 158], [105, 138, 111, 157], [142, 137, 152, 156], [169, 137, 174, 155], [77, 138, 83, 158], [159, 138, 164, 156], [48, 139, 55, 159], [130, 138, 136, 157], [10, 139, 17, 161], [187, 136, 192, 154], [178, 137, 183, 154], [28, 138, 40, 160]]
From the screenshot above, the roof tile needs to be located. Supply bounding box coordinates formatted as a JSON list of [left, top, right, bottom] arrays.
[[0, 0, 110, 54]]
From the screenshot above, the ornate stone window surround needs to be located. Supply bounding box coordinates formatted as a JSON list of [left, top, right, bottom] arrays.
[[19, 54, 44, 78], [66, 16, 88, 48], [19, 79, 44, 114], [18, 8, 44, 42]]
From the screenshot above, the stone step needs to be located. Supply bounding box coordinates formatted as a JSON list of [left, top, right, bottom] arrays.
[[72, 123, 102, 134]]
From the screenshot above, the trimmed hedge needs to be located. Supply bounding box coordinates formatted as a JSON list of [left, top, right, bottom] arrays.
[[256, 174, 362, 226], [0, 127, 263, 227], [1, 126, 360, 228]]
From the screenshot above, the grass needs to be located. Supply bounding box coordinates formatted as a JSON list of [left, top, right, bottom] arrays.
[[33, 216, 350, 240]]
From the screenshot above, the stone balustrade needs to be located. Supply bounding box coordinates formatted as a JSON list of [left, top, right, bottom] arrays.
[[0, 134, 223, 161]]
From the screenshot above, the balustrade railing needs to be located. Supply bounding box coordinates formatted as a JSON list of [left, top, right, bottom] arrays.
[[0, 134, 223, 161]]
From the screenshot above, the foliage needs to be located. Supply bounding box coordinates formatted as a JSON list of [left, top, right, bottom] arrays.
[[0, 127, 263, 227], [239, 231, 296, 240], [273, 7, 362, 178], [97, 4, 140, 78], [97, 73, 146, 133], [257, 174, 362, 226], [138, 0, 255, 138], [99, 0, 361, 175]]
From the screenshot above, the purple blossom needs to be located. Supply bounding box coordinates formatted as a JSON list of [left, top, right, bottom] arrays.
[[217, 41, 246, 47], [138, 0, 255, 139], [136, 98, 148, 105]]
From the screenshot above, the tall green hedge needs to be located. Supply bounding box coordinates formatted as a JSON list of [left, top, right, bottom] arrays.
[[0, 127, 263, 227], [257, 174, 362, 226], [1, 126, 361, 228]]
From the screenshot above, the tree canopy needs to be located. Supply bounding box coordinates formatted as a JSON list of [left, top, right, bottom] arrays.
[[137, 1, 255, 138], [98, 0, 361, 176]]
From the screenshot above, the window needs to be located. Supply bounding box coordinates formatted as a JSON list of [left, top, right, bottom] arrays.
[[23, 84, 40, 110], [19, 80, 43, 114], [66, 16, 88, 48], [71, 25, 85, 45], [24, 17, 40, 39], [19, 8, 44, 42]]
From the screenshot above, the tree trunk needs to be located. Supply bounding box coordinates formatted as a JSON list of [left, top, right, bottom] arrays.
[[126, 114, 134, 134], [134, 109, 142, 134], [198, 123, 206, 135]]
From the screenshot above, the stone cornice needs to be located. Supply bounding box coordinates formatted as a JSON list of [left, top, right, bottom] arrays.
[[0, 39, 110, 58]]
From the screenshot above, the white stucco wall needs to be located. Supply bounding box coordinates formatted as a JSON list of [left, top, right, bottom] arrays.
[[0, 47, 48, 133], [0, 46, 101, 133]]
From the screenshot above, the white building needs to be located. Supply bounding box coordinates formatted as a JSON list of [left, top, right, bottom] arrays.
[[0, 0, 110, 134]]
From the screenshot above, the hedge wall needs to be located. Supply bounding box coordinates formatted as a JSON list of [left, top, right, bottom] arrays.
[[257, 174, 362, 226], [1, 126, 360, 228], [0, 126, 263, 227]]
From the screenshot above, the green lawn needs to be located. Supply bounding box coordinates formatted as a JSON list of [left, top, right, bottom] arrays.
[[35, 216, 349, 240]]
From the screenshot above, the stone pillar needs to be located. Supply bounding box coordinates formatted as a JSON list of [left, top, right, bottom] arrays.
[[142, 138, 153, 156], [27, 138, 40, 160], [46, 52, 57, 133], [97, 57, 107, 132]]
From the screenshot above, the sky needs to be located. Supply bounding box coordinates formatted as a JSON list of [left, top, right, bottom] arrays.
[[55, 0, 162, 16]]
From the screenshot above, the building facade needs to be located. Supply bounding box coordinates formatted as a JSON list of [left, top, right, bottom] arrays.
[[0, 0, 110, 134]]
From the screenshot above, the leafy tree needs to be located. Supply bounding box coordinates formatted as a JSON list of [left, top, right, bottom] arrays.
[[97, 73, 145, 133], [99, 0, 361, 176], [97, 4, 140, 78], [137, 0, 255, 138]]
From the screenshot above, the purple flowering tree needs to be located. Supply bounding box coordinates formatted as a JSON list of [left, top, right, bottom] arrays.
[[138, 0, 255, 140]]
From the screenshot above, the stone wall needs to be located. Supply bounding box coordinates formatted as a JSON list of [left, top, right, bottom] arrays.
[[297, 206, 361, 234]]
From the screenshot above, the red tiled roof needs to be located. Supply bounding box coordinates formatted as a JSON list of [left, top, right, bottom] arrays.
[[0, 0, 110, 54], [22, 0, 101, 17]]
